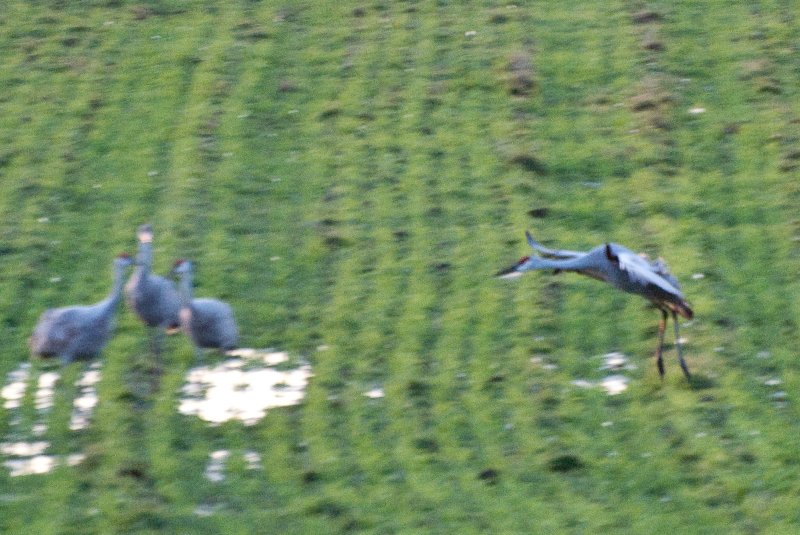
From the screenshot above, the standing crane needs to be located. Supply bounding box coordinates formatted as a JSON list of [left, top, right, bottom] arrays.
[[497, 231, 693, 380], [171, 259, 238, 355], [29, 253, 134, 364], [124, 224, 181, 355]]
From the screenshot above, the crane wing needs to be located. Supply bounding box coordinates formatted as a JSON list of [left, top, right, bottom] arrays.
[[525, 231, 585, 259], [614, 249, 683, 296]]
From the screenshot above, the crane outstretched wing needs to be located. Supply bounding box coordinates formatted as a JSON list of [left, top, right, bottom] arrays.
[[613, 249, 683, 296], [525, 231, 585, 259]]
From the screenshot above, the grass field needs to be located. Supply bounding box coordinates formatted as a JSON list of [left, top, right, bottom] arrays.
[[2, 1, 800, 533]]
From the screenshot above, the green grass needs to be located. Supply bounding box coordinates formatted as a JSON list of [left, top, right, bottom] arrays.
[[2, 0, 800, 532]]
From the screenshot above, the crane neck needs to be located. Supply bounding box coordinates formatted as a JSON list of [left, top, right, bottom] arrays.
[[100, 262, 129, 314], [176, 270, 194, 308], [135, 241, 153, 277]]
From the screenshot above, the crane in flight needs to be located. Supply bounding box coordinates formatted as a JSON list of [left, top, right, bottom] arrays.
[[497, 231, 693, 380]]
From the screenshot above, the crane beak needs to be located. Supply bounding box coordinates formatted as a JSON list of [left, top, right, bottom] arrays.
[[495, 264, 523, 279]]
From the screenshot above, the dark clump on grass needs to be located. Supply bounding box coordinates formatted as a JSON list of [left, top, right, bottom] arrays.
[[548, 454, 585, 473], [302, 470, 321, 484], [308, 499, 347, 518], [392, 229, 409, 241], [234, 21, 270, 41], [527, 207, 550, 218], [131, 5, 153, 20], [278, 79, 299, 93], [488, 10, 510, 24], [779, 149, 800, 171], [318, 107, 342, 120], [117, 462, 150, 481], [756, 78, 782, 95], [407, 379, 430, 398], [431, 262, 451, 274], [630, 76, 673, 112], [632, 9, 662, 24], [642, 30, 665, 52], [322, 230, 351, 250], [414, 436, 439, 453], [723, 123, 741, 135], [61, 36, 80, 47], [510, 153, 547, 175], [478, 468, 500, 485], [505, 52, 536, 97]]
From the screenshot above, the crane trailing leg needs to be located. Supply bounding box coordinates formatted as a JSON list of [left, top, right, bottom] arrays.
[[673, 311, 691, 380], [655, 310, 668, 378]]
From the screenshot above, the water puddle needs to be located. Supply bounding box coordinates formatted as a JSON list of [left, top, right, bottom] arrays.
[[70, 362, 102, 431], [1, 363, 101, 476], [571, 352, 634, 395], [203, 449, 263, 483], [204, 450, 230, 482], [2, 363, 31, 411], [3, 349, 313, 477], [364, 387, 385, 399], [178, 349, 313, 426], [762, 375, 788, 408]]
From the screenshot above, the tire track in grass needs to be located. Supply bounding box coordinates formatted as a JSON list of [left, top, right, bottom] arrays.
[[366, 5, 526, 524], [289, 6, 424, 518], [82, 11, 215, 224], [70, 9, 235, 531], [154, 1, 336, 514], [653, 1, 797, 377], [493, 3, 640, 480], [0, 8, 215, 531], [132, 4, 295, 519], [614, 4, 800, 528], [336, 7, 479, 506], [0, 9, 141, 343], [357, 9, 468, 516], [424, 10, 564, 529]]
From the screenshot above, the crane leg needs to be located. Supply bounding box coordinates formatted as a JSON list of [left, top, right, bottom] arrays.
[[672, 311, 691, 381], [654, 310, 668, 378], [146, 327, 165, 373], [147, 327, 162, 356]]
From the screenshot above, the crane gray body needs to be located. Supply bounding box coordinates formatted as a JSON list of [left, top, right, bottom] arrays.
[[498, 231, 693, 380], [124, 224, 181, 330], [30, 254, 134, 364], [172, 259, 238, 351]]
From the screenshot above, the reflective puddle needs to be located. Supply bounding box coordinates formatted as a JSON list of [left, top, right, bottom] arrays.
[[571, 352, 635, 395], [203, 449, 263, 482], [1, 362, 97, 477], [2, 350, 313, 477], [178, 349, 313, 426]]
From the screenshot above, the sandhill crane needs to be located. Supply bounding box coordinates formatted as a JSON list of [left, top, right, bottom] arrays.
[[29, 253, 135, 364], [497, 231, 693, 380], [124, 224, 181, 355], [171, 259, 238, 354]]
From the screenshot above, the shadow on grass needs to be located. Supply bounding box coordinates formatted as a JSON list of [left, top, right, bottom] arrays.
[[687, 374, 716, 391]]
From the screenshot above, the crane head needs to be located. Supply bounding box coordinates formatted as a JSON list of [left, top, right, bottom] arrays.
[[495, 255, 530, 279], [137, 224, 154, 244], [114, 252, 135, 268], [171, 258, 193, 275]]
